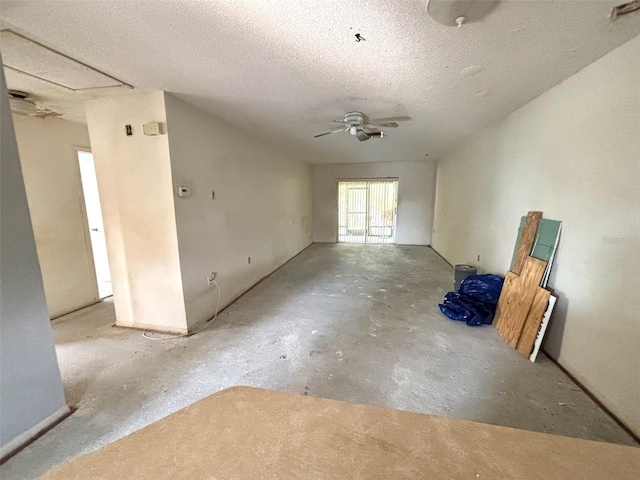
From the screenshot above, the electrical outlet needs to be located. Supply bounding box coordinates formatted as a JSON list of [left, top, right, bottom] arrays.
[[207, 272, 217, 285]]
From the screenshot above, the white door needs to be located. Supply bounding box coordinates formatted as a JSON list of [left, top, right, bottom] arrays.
[[338, 180, 398, 244], [77, 151, 112, 298]]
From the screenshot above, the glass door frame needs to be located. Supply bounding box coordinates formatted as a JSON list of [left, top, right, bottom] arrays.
[[336, 178, 399, 244]]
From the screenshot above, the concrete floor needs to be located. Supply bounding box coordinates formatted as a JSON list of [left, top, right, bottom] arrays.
[[2, 244, 636, 478]]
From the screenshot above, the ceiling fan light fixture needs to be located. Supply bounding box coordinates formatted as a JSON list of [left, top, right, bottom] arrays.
[[426, 0, 500, 27], [314, 111, 405, 141]]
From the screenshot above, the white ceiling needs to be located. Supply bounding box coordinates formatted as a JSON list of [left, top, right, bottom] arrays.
[[0, 30, 130, 90], [1, 0, 638, 164]]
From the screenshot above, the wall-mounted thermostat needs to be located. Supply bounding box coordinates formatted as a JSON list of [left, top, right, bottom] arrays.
[[177, 185, 191, 197], [143, 122, 164, 136]]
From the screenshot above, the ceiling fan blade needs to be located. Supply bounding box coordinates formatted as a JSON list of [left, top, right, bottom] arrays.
[[368, 116, 412, 123], [356, 130, 371, 142], [314, 127, 348, 138], [366, 122, 398, 128]]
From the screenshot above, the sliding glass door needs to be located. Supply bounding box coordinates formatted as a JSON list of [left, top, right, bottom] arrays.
[[338, 180, 398, 244]]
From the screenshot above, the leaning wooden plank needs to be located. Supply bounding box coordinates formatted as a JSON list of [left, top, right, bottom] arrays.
[[530, 295, 557, 362], [512, 211, 543, 275], [494, 271, 520, 332], [516, 287, 551, 358], [509, 216, 527, 271], [495, 257, 547, 348]]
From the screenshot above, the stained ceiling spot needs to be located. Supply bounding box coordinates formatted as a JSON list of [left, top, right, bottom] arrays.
[[460, 65, 483, 77], [426, 0, 501, 27]]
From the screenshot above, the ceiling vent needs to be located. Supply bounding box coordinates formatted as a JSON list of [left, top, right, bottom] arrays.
[[9, 96, 37, 116], [0, 30, 131, 91], [8, 90, 61, 118]]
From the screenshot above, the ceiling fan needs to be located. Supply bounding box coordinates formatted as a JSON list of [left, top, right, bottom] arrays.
[[314, 111, 401, 142]]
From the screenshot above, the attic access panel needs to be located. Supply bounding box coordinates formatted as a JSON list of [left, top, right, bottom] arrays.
[[338, 180, 398, 244], [0, 30, 131, 91]]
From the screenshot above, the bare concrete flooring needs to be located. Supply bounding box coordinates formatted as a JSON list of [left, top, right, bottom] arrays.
[[3, 244, 636, 478]]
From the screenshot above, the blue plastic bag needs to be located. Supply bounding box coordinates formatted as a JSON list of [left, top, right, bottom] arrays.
[[439, 274, 504, 326]]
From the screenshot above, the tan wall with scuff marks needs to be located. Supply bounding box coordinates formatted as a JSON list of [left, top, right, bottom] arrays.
[[432, 36, 640, 436], [85, 92, 188, 334], [312, 161, 436, 245], [13, 115, 98, 318], [163, 94, 313, 329]]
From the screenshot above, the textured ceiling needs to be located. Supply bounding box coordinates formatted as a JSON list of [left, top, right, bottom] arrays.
[[1, 0, 639, 164]]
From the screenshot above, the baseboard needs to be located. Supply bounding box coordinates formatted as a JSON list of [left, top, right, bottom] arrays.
[[0, 405, 72, 464], [50, 299, 102, 320], [542, 351, 640, 444], [312, 242, 431, 247], [428, 245, 454, 268], [187, 242, 315, 332], [115, 321, 188, 336]]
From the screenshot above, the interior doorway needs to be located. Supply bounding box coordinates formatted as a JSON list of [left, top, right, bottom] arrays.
[[77, 150, 112, 298], [338, 180, 398, 244]]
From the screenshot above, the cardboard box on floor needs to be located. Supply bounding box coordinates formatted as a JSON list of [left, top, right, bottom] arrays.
[[39, 387, 640, 480]]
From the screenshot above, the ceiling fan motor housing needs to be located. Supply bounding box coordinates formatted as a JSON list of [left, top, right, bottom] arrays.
[[344, 111, 365, 125], [314, 110, 399, 140]]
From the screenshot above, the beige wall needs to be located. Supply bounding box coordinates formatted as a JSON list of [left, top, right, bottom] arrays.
[[312, 161, 436, 245], [164, 94, 313, 329], [13, 115, 98, 318], [85, 91, 312, 333], [85, 93, 188, 334], [432, 36, 640, 435]]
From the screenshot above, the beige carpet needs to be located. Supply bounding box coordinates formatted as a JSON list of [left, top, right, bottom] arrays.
[[41, 386, 639, 479]]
